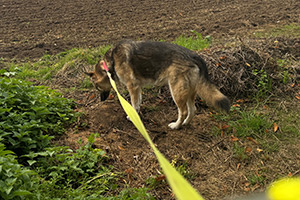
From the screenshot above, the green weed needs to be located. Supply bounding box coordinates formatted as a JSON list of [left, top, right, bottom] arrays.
[[80, 76, 94, 89], [232, 142, 248, 161], [247, 172, 266, 186], [173, 30, 211, 51], [252, 69, 272, 99], [171, 155, 194, 180]]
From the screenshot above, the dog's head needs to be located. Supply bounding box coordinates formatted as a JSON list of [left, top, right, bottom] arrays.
[[85, 60, 111, 101]]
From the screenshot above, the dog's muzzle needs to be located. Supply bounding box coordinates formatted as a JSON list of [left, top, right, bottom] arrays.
[[100, 90, 110, 101]]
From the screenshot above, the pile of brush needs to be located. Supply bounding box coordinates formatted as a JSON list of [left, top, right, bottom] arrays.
[[200, 37, 299, 99]]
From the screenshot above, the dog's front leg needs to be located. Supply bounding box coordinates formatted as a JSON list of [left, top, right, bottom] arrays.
[[127, 85, 142, 120]]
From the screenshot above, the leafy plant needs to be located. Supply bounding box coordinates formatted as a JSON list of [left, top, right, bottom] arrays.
[[0, 140, 37, 200], [111, 187, 155, 200], [0, 76, 78, 157], [252, 69, 272, 98], [27, 134, 118, 199]]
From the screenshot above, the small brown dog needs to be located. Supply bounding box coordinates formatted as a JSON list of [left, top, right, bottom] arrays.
[[86, 40, 230, 129]]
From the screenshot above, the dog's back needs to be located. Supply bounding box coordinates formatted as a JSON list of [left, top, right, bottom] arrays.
[[106, 40, 209, 81]]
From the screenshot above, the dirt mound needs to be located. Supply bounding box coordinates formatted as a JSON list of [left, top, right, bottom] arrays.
[[202, 37, 300, 98]]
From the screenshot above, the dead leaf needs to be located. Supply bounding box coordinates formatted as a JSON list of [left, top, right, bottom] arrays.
[[256, 148, 263, 152], [243, 187, 250, 192], [232, 104, 240, 107], [236, 99, 245, 103], [296, 96, 300, 100], [155, 174, 166, 182], [179, 12, 183, 16], [291, 83, 296, 88], [89, 94, 95, 99], [245, 147, 252, 153], [222, 125, 230, 130], [288, 172, 292, 177], [245, 63, 251, 67], [220, 56, 226, 60], [274, 123, 279, 133], [244, 182, 250, 187], [108, 94, 115, 100], [118, 145, 125, 150], [265, 129, 269, 133], [237, 163, 241, 169], [231, 135, 239, 142], [247, 137, 258, 144], [124, 168, 133, 174]]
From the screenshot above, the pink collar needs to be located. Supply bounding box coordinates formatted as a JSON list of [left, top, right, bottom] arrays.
[[102, 61, 109, 71]]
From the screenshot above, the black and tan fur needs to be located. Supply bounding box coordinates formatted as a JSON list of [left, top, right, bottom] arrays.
[[86, 40, 230, 129]]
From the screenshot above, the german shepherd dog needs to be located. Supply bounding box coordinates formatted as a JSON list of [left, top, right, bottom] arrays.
[[86, 40, 230, 129]]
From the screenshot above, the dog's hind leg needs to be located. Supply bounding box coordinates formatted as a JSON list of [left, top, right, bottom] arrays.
[[182, 92, 196, 125], [168, 79, 189, 129]]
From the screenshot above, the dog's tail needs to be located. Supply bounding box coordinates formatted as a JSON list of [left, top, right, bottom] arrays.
[[196, 79, 230, 113]]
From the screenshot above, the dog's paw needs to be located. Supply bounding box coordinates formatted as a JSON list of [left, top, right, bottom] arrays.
[[182, 119, 190, 126], [168, 122, 181, 130]]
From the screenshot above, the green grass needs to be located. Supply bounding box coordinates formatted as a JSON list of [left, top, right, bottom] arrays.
[[173, 30, 211, 51], [4, 45, 111, 81], [253, 23, 300, 38], [232, 142, 249, 161], [230, 110, 272, 138], [247, 172, 266, 186]]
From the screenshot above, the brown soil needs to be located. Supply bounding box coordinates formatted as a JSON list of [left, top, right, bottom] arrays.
[[1, 1, 300, 200], [1, 0, 299, 59]]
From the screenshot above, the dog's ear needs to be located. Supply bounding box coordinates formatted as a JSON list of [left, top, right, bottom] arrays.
[[95, 61, 106, 74], [84, 71, 95, 77]]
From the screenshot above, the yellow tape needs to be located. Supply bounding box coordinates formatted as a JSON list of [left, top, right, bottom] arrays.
[[106, 72, 204, 200], [268, 177, 300, 200]]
